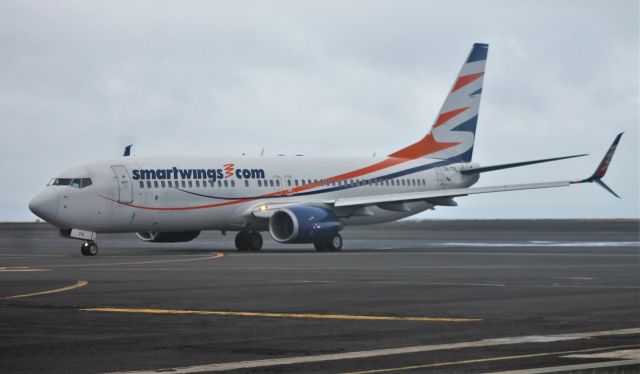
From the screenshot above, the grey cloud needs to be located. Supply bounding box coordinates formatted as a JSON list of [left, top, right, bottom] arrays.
[[0, 0, 637, 220]]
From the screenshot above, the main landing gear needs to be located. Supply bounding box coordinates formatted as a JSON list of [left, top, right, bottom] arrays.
[[314, 234, 343, 252], [81, 241, 99, 256], [235, 231, 263, 251]]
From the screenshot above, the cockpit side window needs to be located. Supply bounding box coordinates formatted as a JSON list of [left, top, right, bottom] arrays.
[[81, 178, 92, 188], [70, 179, 82, 188]]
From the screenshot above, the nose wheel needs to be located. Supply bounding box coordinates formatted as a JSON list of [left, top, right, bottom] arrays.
[[81, 241, 98, 256]]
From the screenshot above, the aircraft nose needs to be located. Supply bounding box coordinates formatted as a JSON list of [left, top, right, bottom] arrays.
[[29, 188, 59, 222]]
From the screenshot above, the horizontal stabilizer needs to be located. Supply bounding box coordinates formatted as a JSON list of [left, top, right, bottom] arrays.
[[461, 154, 588, 174]]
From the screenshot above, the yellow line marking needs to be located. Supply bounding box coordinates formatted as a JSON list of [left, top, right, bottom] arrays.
[[44, 252, 224, 268], [4, 280, 88, 299], [0, 267, 49, 272], [342, 344, 640, 374], [81, 307, 480, 322]]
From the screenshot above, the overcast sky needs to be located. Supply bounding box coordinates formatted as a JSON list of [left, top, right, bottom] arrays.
[[1, 0, 638, 221]]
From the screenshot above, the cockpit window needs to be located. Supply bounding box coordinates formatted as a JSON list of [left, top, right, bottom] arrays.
[[49, 178, 72, 186], [48, 178, 92, 188]]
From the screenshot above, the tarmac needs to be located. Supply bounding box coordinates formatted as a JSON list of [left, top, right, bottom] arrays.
[[0, 220, 638, 373]]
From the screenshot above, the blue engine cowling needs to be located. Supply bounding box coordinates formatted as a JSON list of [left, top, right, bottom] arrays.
[[269, 206, 342, 243]]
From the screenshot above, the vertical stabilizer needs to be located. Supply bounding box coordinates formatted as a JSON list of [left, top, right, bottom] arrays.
[[390, 43, 488, 162]]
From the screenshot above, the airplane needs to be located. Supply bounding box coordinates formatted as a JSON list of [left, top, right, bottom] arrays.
[[28, 43, 623, 256]]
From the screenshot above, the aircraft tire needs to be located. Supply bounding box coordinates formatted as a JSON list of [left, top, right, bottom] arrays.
[[328, 234, 343, 251], [313, 240, 327, 252], [235, 232, 250, 251], [249, 231, 263, 251], [81, 241, 98, 256]]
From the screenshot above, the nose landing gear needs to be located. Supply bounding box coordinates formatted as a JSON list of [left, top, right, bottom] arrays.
[[81, 241, 98, 256]]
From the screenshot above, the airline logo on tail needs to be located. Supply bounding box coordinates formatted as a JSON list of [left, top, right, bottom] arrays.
[[390, 43, 488, 162]]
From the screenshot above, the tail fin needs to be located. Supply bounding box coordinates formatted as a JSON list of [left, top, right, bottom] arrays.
[[390, 43, 488, 161]]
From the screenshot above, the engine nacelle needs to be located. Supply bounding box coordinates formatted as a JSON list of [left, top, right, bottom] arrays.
[[135, 231, 201, 243], [269, 206, 341, 243]]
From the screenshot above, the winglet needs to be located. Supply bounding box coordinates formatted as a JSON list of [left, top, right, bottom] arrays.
[[123, 145, 133, 157], [573, 133, 623, 198]]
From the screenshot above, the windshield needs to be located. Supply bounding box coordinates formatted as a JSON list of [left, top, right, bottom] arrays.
[[48, 178, 72, 186], [48, 178, 92, 188]]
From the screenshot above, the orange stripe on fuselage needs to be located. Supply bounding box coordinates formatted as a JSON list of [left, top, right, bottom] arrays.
[[101, 154, 436, 211]]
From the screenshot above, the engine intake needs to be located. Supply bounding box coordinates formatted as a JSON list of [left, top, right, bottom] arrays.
[[269, 206, 341, 243], [136, 231, 200, 243]]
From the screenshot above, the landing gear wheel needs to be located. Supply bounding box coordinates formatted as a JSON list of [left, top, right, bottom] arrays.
[[328, 234, 343, 251], [249, 231, 263, 251], [314, 234, 343, 252], [234, 232, 250, 251], [314, 240, 328, 252], [81, 241, 98, 256]]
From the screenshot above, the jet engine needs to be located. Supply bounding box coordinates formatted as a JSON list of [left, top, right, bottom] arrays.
[[135, 231, 201, 243], [269, 206, 342, 243]]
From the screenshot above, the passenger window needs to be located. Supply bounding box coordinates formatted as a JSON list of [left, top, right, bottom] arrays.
[[139, 181, 144, 188], [269, 180, 274, 187], [231, 180, 235, 187], [294, 180, 299, 186], [181, 181, 186, 188], [244, 180, 249, 187], [209, 180, 214, 187], [147, 181, 152, 188], [287, 180, 291, 187], [168, 181, 172, 188], [276, 180, 280, 187], [224, 180, 228, 187], [161, 181, 166, 188], [258, 180, 262, 187], [188, 181, 193, 188], [154, 181, 159, 188], [217, 180, 222, 187]]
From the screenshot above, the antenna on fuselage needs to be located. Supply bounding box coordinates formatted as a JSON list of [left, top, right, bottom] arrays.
[[123, 145, 133, 157], [260, 148, 265, 156]]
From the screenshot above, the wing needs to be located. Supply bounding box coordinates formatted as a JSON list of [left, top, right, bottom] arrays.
[[333, 181, 570, 208], [250, 133, 622, 217]]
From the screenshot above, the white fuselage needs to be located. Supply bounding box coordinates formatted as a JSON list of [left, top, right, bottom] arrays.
[[31, 155, 479, 233]]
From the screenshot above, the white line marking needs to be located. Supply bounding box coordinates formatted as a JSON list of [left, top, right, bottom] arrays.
[[564, 348, 640, 359], [104, 327, 640, 374]]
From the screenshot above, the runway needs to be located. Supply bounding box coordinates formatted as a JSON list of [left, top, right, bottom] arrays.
[[0, 220, 638, 373]]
